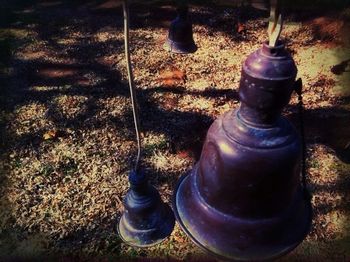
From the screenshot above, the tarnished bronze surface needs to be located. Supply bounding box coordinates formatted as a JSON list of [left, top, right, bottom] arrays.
[[118, 171, 175, 247], [173, 41, 312, 261]]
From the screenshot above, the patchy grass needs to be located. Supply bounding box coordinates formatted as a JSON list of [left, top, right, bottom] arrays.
[[0, 0, 350, 261]]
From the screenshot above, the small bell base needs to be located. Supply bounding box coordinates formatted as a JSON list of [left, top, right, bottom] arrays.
[[118, 171, 175, 247], [118, 203, 175, 247], [163, 38, 197, 54], [173, 168, 312, 261]]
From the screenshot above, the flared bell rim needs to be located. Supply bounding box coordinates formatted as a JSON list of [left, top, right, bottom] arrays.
[[173, 169, 312, 261], [117, 203, 175, 248], [163, 38, 197, 54]]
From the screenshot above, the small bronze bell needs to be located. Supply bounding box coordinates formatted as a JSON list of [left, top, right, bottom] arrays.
[[173, 41, 312, 261], [164, 6, 197, 54], [118, 170, 175, 247], [118, 0, 175, 248]]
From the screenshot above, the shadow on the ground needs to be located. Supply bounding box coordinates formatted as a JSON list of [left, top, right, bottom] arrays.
[[285, 100, 350, 245]]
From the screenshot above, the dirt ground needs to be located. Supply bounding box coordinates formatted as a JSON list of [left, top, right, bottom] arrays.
[[1, 0, 350, 261]]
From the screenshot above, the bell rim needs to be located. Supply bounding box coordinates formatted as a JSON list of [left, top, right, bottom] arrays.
[[173, 170, 313, 261], [117, 203, 175, 248], [163, 38, 197, 54]]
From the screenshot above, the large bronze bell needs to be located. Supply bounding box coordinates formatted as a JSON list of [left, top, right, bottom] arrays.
[[118, 170, 175, 247], [163, 6, 197, 54], [173, 41, 312, 261]]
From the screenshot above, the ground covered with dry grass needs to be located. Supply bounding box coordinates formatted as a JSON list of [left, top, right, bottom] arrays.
[[1, 0, 350, 261]]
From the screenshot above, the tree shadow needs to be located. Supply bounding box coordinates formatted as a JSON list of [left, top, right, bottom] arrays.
[[284, 98, 350, 254], [286, 102, 350, 164]]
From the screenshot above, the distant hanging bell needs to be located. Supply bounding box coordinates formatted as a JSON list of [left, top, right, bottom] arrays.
[[164, 6, 197, 54], [173, 41, 312, 261], [118, 170, 175, 247], [251, 0, 270, 10]]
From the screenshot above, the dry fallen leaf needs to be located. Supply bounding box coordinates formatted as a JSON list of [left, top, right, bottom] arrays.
[[177, 150, 192, 160], [237, 22, 245, 34], [43, 130, 57, 140], [158, 66, 186, 87]]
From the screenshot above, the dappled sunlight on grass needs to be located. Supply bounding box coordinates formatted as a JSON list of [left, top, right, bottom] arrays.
[[0, 0, 350, 260]]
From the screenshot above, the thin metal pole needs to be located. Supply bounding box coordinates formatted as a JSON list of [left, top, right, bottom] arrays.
[[123, 0, 141, 171]]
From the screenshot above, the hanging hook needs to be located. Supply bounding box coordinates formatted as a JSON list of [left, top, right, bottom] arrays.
[[267, 0, 283, 47]]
